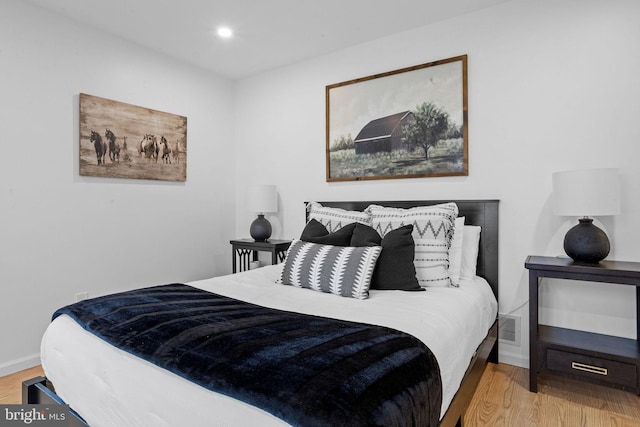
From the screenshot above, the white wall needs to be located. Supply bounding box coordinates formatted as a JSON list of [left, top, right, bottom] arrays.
[[235, 0, 640, 367], [2, 0, 638, 376], [0, 0, 236, 375]]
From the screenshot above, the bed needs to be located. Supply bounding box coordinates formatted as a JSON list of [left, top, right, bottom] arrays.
[[25, 199, 499, 427]]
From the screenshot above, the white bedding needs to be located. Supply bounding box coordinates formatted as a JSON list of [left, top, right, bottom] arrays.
[[41, 265, 497, 427]]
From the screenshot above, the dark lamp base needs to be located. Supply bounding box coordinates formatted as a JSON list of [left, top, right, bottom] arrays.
[[250, 214, 272, 242], [563, 218, 610, 263]]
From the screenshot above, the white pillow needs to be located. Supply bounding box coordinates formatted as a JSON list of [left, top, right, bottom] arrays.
[[306, 202, 371, 233], [448, 216, 465, 287], [460, 225, 481, 280], [366, 202, 458, 287]]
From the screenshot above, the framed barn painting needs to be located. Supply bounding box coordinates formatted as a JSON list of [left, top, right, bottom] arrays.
[[325, 55, 468, 182], [79, 93, 187, 182]]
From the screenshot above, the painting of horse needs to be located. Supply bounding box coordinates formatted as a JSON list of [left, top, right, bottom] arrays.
[[105, 128, 120, 163], [138, 134, 159, 162], [172, 139, 181, 164], [121, 136, 130, 161], [79, 93, 187, 181], [89, 130, 107, 165], [160, 136, 172, 164]]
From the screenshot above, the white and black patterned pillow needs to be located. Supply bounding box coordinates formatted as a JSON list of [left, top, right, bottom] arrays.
[[306, 202, 371, 233], [366, 203, 458, 287], [280, 240, 382, 299]]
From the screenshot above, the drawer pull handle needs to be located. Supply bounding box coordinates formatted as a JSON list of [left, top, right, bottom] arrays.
[[571, 362, 608, 376]]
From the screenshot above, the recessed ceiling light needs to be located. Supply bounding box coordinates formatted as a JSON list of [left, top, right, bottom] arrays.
[[217, 27, 233, 39]]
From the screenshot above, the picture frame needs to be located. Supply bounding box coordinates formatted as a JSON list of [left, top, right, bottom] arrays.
[[79, 93, 187, 182], [325, 55, 468, 182]]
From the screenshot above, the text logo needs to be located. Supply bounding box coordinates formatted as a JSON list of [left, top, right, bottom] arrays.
[[1, 405, 69, 426]]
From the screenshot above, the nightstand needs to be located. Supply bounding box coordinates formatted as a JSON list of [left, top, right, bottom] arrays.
[[525, 255, 640, 394], [230, 239, 292, 273]]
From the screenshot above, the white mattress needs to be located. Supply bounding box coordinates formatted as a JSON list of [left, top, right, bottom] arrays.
[[41, 265, 497, 427]]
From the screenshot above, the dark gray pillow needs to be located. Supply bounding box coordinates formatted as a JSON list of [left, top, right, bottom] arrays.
[[351, 224, 422, 292], [300, 220, 356, 246], [351, 222, 382, 246], [300, 219, 328, 240]]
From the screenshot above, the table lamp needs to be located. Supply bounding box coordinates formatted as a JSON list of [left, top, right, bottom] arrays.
[[552, 168, 620, 263], [248, 185, 277, 242]]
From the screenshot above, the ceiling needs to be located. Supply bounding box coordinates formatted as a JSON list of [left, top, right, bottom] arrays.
[[24, 0, 509, 80]]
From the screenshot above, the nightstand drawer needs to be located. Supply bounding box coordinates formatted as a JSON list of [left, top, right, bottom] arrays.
[[547, 349, 637, 389]]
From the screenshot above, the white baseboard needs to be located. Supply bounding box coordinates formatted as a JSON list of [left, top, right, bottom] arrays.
[[0, 353, 41, 378], [498, 352, 528, 369]]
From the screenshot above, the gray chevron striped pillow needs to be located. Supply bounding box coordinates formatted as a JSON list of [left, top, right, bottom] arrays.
[[280, 240, 382, 299], [366, 203, 458, 287]]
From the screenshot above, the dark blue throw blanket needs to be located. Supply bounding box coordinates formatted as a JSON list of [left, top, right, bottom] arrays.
[[53, 284, 442, 426]]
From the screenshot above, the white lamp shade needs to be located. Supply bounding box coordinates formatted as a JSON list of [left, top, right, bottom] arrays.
[[248, 185, 277, 213], [552, 168, 620, 217]]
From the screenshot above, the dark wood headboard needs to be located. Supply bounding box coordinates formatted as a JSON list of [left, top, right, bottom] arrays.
[[306, 200, 499, 300]]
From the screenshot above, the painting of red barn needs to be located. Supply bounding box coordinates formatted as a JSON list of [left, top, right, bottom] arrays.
[[79, 93, 187, 182], [326, 55, 468, 182]]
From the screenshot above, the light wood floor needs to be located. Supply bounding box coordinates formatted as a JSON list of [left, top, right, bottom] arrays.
[[0, 365, 44, 405], [465, 363, 640, 426], [2, 363, 639, 426]]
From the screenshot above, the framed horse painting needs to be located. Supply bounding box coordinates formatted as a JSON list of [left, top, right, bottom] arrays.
[[79, 93, 187, 182]]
